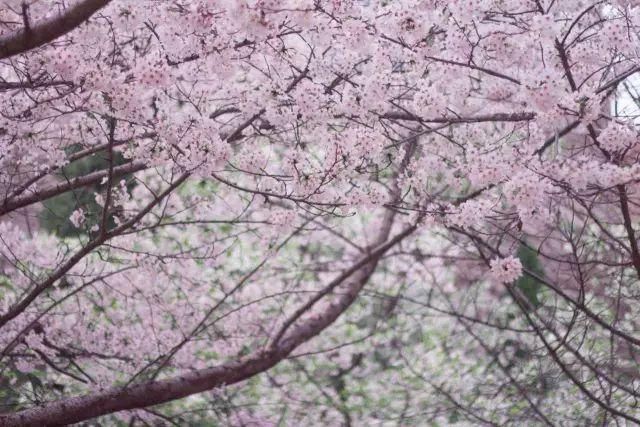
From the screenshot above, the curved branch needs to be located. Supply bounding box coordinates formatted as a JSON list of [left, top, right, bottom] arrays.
[[0, 139, 420, 427], [0, 0, 112, 59], [0, 222, 416, 426]]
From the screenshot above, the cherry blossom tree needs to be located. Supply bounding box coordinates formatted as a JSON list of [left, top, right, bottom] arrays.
[[1, 0, 640, 425]]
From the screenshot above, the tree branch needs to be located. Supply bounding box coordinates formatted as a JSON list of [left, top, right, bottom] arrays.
[[0, 161, 147, 217], [0, 140, 420, 427], [0, 0, 112, 59], [0, 220, 416, 426]]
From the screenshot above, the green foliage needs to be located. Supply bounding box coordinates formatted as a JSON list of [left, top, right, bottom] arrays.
[[39, 146, 132, 237], [515, 243, 544, 309], [0, 368, 49, 413]]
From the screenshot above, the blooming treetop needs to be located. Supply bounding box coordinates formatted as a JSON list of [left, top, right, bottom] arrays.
[[0, 0, 639, 425]]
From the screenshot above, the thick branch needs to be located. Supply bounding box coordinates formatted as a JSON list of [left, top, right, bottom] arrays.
[[0, 161, 147, 217], [0, 0, 112, 59], [0, 222, 415, 426], [380, 111, 536, 123], [0, 140, 419, 427]]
